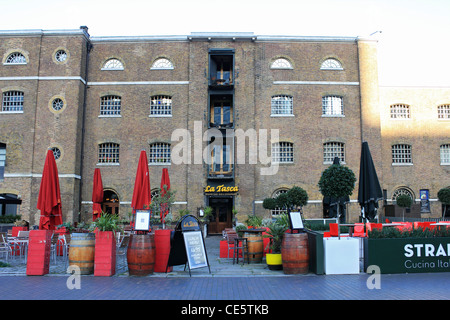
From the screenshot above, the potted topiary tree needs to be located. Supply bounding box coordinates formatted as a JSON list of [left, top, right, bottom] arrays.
[[396, 194, 413, 221]]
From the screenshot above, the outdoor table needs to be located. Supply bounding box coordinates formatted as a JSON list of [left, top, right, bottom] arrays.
[[242, 229, 265, 263], [382, 223, 407, 227], [8, 238, 28, 262]]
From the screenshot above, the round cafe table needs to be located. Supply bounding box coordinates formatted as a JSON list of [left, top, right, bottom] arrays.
[[242, 228, 265, 263]]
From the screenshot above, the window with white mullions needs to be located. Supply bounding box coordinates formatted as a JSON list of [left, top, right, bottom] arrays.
[[272, 142, 294, 163], [100, 95, 121, 116], [98, 143, 120, 164], [390, 104, 410, 119], [322, 96, 343, 116], [392, 144, 412, 164], [5, 52, 26, 64], [150, 95, 172, 116], [2, 91, 24, 112], [323, 142, 345, 164], [271, 95, 293, 115], [149, 143, 171, 165]]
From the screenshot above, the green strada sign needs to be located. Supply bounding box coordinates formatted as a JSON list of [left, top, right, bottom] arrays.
[[364, 238, 450, 274]]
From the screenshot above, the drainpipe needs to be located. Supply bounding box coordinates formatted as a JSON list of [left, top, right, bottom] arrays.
[[77, 26, 92, 222]]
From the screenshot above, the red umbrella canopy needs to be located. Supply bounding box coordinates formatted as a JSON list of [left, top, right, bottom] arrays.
[[131, 150, 151, 213], [160, 168, 171, 223], [92, 168, 103, 221], [37, 149, 63, 230]]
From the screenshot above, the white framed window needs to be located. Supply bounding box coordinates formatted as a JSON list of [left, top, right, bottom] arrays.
[[390, 104, 410, 119], [323, 142, 345, 164], [2, 91, 24, 112], [440, 144, 450, 165], [149, 143, 171, 165], [100, 95, 121, 116], [320, 58, 343, 70], [150, 95, 172, 116], [102, 58, 124, 70], [438, 105, 450, 119], [322, 95, 343, 116], [392, 144, 412, 165], [271, 189, 288, 216], [5, 52, 27, 65], [151, 58, 174, 70], [270, 58, 292, 69], [271, 95, 293, 116], [272, 142, 294, 163], [98, 143, 120, 164]]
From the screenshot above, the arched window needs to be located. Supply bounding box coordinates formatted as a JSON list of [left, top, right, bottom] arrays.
[[321, 58, 343, 70], [102, 58, 124, 70], [392, 187, 415, 203], [5, 52, 26, 64], [271, 189, 288, 216], [151, 58, 174, 69], [102, 190, 120, 215], [270, 58, 292, 69]]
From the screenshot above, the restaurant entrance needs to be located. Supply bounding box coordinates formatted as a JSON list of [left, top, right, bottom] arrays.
[[207, 197, 233, 234]]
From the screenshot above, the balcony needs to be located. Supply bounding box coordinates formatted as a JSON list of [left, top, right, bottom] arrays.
[[209, 50, 234, 89]]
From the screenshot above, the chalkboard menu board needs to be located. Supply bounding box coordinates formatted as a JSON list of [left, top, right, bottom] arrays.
[[183, 231, 209, 270]]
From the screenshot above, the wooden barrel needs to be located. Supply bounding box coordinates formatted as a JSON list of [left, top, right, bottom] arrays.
[[281, 232, 309, 274], [127, 233, 155, 276], [244, 231, 263, 263], [69, 233, 95, 275]]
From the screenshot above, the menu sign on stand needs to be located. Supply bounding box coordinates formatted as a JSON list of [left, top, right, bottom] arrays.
[[166, 214, 210, 276]]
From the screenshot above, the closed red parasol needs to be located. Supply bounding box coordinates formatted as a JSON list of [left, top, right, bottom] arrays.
[[37, 149, 63, 230], [131, 150, 151, 227], [92, 168, 103, 221], [160, 168, 171, 223]]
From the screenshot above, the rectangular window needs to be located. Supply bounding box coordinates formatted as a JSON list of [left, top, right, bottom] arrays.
[[438, 105, 450, 119], [98, 143, 120, 164], [390, 104, 410, 119], [209, 49, 234, 87], [0, 144, 5, 180], [100, 95, 121, 116], [211, 145, 232, 174], [2, 91, 24, 112], [271, 95, 293, 115], [149, 143, 171, 164], [392, 144, 412, 164], [322, 96, 343, 116], [210, 95, 233, 127], [150, 95, 172, 116], [323, 142, 345, 163], [272, 142, 294, 163], [441, 144, 450, 165]]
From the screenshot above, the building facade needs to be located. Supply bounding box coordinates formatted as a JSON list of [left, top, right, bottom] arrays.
[[0, 27, 448, 233]]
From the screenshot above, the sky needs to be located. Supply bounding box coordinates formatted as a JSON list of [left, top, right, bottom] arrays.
[[1, 0, 450, 87]]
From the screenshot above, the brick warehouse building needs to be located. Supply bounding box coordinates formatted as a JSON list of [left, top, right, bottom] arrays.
[[0, 27, 448, 233]]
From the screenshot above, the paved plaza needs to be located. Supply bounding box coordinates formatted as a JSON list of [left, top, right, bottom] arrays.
[[1, 235, 450, 303]]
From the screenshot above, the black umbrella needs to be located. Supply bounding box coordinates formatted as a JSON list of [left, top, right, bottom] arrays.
[[358, 142, 383, 221], [323, 157, 350, 223]]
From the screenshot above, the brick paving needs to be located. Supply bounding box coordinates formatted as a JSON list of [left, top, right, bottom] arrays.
[[1, 235, 450, 302]]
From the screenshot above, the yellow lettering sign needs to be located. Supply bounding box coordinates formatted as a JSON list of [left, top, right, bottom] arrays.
[[205, 185, 239, 193]]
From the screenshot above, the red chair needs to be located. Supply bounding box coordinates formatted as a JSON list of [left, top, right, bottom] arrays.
[[329, 223, 339, 237], [323, 232, 331, 238], [366, 223, 382, 232], [353, 223, 366, 237]]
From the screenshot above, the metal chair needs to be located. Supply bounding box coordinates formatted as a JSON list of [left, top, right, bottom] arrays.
[[233, 236, 249, 265], [0, 233, 12, 262]]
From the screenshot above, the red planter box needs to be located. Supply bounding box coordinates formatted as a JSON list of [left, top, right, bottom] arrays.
[[154, 229, 173, 272], [94, 231, 116, 276], [26, 230, 52, 276]]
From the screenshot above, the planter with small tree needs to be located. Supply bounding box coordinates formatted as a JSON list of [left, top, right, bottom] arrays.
[[438, 187, 450, 218], [396, 194, 413, 221], [264, 219, 288, 270]]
